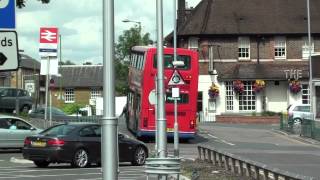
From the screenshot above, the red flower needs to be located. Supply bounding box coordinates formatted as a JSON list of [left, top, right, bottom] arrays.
[[233, 80, 244, 94]]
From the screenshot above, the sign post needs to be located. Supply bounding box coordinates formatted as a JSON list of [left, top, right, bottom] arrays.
[[39, 27, 58, 128], [172, 87, 179, 157]]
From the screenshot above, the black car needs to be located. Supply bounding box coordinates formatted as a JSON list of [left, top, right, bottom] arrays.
[[22, 123, 148, 168]]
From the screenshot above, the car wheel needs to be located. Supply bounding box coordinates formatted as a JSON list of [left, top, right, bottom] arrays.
[[72, 148, 89, 168], [33, 160, 50, 168], [21, 105, 30, 114], [131, 146, 147, 166]]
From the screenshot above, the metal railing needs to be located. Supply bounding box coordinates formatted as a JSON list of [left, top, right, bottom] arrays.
[[29, 116, 102, 129], [145, 157, 181, 177], [198, 145, 315, 180], [280, 113, 320, 141]]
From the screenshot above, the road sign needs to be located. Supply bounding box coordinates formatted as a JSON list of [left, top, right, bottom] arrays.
[[39, 27, 58, 57], [168, 70, 185, 85], [0, 31, 18, 71], [0, 0, 15, 29]]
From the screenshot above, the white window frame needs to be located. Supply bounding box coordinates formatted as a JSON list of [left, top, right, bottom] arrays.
[[188, 37, 199, 51], [65, 88, 75, 103], [225, 82, 234, 111], [274, 36, 286, 59], [301, 84, 310, 105], [90, 88, 101, 100], [302, 37, 314, 60], [239, 81, 256, 111], [238, 37, 250, 60]]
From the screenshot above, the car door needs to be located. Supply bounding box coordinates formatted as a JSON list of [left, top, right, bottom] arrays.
[[0, 89, 16, 110], [7, 118, 37, 148], [0, 119, 10, 148], [78, 126, 101, 163], [118, 134, 133, 162]]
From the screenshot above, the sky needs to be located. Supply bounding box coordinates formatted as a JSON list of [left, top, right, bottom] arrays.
[[16, 0, 201, 64]]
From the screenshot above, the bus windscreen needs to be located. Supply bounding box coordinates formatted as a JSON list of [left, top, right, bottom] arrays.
[[153, 54, 191, 70]]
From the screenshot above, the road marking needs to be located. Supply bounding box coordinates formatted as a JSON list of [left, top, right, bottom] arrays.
[[0, 172, 101, 179], [207, 133, 235, 146], [10, 157, 33, 164]]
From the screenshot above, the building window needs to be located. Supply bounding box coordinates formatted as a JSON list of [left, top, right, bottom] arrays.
[[274, 36, 286, 59], [65, 88, 75, 103], [188, 37, 199, 51], [239, 81, 256, 111], [225, 82, 234, 111], [302, 84, 310, 105], [91, 88, 101, 99], [238, 37, 250, 60], [302, 37, 314, 60]]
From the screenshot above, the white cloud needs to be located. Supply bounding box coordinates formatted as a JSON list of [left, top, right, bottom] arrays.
[[16, 0, 201, 64]]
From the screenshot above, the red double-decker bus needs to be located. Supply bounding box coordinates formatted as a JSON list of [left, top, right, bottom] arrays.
[[124, 46, 198, 139]]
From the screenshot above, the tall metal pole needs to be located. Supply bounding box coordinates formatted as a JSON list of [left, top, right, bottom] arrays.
[[44, 56, 50, 128], [307, 0, 314, 119], [173, 0, 179, 158], [59, 35, 63, 100], [102, 0, 118, 180], [156, 0, 167, 179], [155, 75, 158, 156]]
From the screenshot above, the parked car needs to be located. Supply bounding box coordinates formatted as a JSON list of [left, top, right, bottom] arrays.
[[29, 106, 68, 119], [0, 87, 33, 113], [22, 123, 148, 168], [29, 106, 84, 122], [287, 104, 313, 125], [0, 115, 42, 149]]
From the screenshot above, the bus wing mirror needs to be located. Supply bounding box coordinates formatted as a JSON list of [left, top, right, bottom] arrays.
[[172, 61, 184, 67]]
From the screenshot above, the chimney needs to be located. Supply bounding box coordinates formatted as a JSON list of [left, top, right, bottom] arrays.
[[177, 0, 186, 27]]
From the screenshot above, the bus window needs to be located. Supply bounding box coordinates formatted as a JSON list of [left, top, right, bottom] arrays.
[[153, 55, 191, 70]]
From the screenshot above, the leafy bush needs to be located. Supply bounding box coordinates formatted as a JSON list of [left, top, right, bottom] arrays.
[[62, 103, 84, 115]]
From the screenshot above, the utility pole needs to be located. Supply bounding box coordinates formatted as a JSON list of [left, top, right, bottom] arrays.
[[173, 0, 180, 159], [102, 0, 118, 180], [307, 0, 314, 119], [156, 0, 167, 179]]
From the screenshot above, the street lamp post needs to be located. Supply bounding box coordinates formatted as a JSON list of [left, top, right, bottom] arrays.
[[102, 0, 118, 180], [122, 19, 142, 44], [307, 0, 314, 119]]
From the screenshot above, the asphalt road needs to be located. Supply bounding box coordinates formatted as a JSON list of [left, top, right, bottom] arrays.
[[0, 115, 206, 180], [0, 151, 149, 180], [199, 123, 320, 179]]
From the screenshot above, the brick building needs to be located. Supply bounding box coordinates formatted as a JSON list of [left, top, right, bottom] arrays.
[[0, 54, 43, 107], [50, 65, 103, 109], [167, 0, 320, 121]]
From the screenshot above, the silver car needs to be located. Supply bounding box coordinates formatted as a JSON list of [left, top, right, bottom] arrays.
[[0, 115, 42, 149]]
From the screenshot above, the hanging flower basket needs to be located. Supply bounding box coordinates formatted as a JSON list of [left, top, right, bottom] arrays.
[[208, 83, 219, 99], [289, 80, 302, 94], [253, 80, 265, 93], [233, 80, 244, 94]]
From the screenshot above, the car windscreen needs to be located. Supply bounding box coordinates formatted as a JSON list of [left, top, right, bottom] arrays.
[[40, 124, 76, 136]]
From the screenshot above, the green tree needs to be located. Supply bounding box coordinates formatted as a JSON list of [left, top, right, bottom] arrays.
[[114, 25, 153, 96], [59, 60, 76, 65], [17, 0, 50, 8], [116, 25, 153, 61]]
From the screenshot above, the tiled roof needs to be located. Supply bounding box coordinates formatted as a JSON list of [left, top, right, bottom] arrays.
[[178, 0, 320, 35], [215, 61, 309, 80], [52, 65, 103, 88], [19, 54, 40, 70]]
